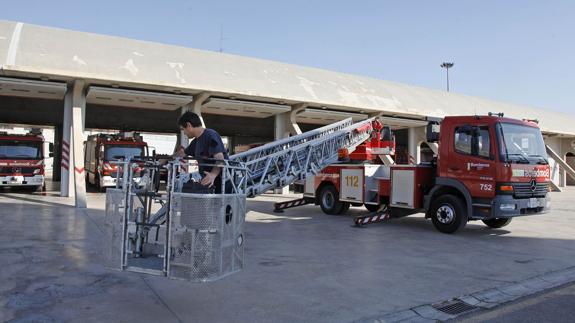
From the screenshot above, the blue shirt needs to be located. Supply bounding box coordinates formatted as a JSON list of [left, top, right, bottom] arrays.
[[184, 128, 228, 174]]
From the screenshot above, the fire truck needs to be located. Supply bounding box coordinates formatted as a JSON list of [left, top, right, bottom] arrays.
[[84, 132, 148, 190], [301, 114, 551, 233], [0, 130, 53, 190]]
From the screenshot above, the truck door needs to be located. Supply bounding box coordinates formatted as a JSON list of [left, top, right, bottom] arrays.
[[448, 125, 497, 198]]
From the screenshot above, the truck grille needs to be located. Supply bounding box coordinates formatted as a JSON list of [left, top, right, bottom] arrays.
[[0, 167, 37, 175], [514, 182, 548, 198]]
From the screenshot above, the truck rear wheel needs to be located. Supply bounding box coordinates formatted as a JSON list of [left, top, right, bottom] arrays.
[[430, 195, 468, 234], [319, 185, 344, 215], [482, 218, 512, 228]]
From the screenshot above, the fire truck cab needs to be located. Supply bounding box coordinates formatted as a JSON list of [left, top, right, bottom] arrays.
[[0, 130, 53, 190], [84, 132, 148, 190], [305, 114, 551, 233]]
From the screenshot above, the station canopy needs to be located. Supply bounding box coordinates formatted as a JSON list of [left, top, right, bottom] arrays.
[[1, 20, 574, 136]]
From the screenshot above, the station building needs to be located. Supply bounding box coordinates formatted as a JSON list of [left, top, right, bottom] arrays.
[[1, 20, 574, 207]]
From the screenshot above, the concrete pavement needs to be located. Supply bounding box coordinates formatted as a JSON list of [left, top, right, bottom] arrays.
[[1, 187, 575, 322]]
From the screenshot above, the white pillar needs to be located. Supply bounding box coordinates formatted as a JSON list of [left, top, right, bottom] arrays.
[[177, 107, 189, 152], [177, 93, 209, 152], [274, 112, 290, 194], [408, 126, 427, 165], [408, 127, 419, 165], [71, 80, 87, 208], [60, 86, 73, 197]]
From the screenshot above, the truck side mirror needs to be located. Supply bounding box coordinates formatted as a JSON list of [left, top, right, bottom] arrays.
[[49, 142, 54, 153], [426, 122, 440, 142]]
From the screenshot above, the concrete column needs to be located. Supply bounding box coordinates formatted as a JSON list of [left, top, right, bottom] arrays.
[[407, 127, 419, 165], [274, 112, 290, 194], [177, 93, 209, 152], [52, 125, 62, 181], [177, 107, 189, 151], [408, 126, 427, 165], [60, 86, 73, 197], [71, 80, 87, 208]]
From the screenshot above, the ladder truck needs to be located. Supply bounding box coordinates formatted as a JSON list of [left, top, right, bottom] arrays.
[[84, 132, 149, 190], [0, 130, 53, 190], [298, 113, 551, 233], [103, 114, 550, 283]]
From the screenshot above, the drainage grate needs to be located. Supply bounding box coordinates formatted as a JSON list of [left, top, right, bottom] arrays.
[[432, 299, 477, 315]]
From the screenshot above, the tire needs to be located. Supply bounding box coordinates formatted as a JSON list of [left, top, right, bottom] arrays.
[[482, 218, 512, 228], [319, 185, 344, 215], [365, 204, 382, 212], [430, 195, 468, 234]]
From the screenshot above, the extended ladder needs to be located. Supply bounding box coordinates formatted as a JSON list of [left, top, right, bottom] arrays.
[[229, 117, 376, 197]]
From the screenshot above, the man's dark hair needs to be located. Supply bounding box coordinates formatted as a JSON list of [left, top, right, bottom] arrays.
[[178, 111, 203, 128]]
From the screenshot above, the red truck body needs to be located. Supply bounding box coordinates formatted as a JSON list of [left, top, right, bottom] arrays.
[[84, 132, 148, 189], [305, 115, 551, 233], [0, 131, 50, 189]]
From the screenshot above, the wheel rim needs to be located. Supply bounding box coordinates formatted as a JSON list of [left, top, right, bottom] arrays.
[[322, 190, 334, 209], [436, 204, 455, 224]]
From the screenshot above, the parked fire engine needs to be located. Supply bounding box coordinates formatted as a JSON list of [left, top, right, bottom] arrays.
[[84, 132, 148, 190], [300, 114, 550, 233], [0, 130, 53, 190]]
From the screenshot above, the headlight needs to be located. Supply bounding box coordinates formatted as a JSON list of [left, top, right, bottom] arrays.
[[33, 168, 41, 175], [500, 204, 516, 211]]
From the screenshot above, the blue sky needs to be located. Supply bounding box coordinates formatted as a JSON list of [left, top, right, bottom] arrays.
[[2, 0, 574, 114]]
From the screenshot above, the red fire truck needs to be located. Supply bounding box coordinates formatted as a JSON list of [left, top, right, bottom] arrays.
[[302, 114, 551, 233], [84, 132, 148, 190], [0, 130, 53, 190]]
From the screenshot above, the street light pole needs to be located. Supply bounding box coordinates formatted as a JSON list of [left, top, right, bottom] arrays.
[[440, 62, 454, 92]]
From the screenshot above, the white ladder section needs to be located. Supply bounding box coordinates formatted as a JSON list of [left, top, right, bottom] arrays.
[[230, 118, 376, 197]]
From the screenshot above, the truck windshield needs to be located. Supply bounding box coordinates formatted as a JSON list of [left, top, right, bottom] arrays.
[[0, 141, 41, 159], [105, 145, 144, 161], [497, 123, 548, 164]]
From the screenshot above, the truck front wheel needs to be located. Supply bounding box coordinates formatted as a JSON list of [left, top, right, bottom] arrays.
[[319, 185, 344, 215], [482, 218, 512, 228], [430, 195, 468, 234]]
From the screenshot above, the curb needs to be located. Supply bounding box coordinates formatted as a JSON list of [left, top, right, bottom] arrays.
[[363, 266, 575, 323]]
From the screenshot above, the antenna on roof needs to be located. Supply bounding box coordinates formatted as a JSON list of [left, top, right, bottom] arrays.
[[219, 24, 225, 53]]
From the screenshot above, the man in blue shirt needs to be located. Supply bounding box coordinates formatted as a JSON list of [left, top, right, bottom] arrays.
[[176, 112, 228, 191]]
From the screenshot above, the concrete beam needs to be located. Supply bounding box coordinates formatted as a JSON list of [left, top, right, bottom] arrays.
[[546, 145, 575, 182], [288, 103, 307, 135], [71, 80, 87, 208], [549, 180, 562, 192]]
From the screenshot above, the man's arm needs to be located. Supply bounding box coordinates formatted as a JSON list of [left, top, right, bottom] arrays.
[[201, 152, 224, 187]]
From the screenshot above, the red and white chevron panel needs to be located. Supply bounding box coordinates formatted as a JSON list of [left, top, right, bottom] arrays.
[[354, 212, 390, 226], [61, 140, 70, 170]]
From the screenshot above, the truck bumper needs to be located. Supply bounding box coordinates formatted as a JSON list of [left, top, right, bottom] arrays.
[[101, 175, 141, 188], [489, 195, 550, 218], [0, 175, 44, 187]]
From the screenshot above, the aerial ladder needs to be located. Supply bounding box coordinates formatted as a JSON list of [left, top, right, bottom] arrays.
[[103, 117, 380, 282], [229, 117, 377, 197]]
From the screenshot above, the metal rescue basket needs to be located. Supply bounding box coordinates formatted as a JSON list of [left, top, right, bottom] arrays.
[[103, 156, 247, 282], [103, 118, 377, 282]]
